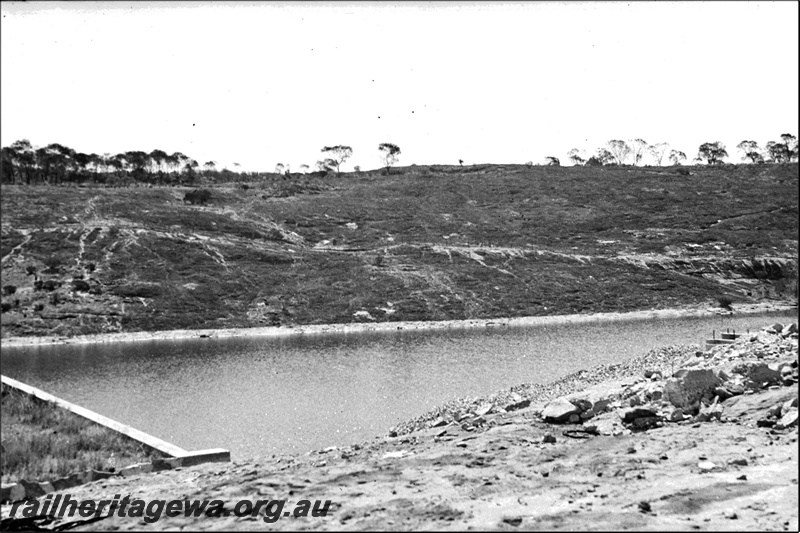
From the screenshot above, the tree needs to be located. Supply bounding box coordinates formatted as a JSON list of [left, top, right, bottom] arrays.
[[544, 156, 560, 166], [736, 140, 763, 164], [567, 148, 586, 166], [299, 164, 309, 173], [629, 139, 649, 166], [275, 163, 285, 174], [595, 148, 615, 165], [649, 142, 669, 166], [378, 143, 401, 173], [668, 149, 686, 165], [780, 133, 798, 162], [606, 140, 631, 165], [458, 159, 464, 166], [696, 142, 728, 165], [320, 145, 352, 176]]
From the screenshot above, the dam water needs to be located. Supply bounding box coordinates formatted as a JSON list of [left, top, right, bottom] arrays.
[[1, 310, 795, 460]]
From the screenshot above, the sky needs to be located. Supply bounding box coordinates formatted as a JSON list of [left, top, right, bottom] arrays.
[[1, 1, 798, 172]]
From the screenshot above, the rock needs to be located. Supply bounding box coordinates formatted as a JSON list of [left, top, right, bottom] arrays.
[[696, 399, 723, 422], [713, 386, 734, 402], [638, 501, 652, 513], [542, 398, 580, 423], [665, 369, 720, 409], [728, 458, 748, 466], [18, 479, 45, 498], [91, 470, 117, 481], [766, 323, 784, 334], [431, 417, 448, 428], [475, 403, 494, 417], [620, 407, 659, 424], [584, 412, 630, 436], [668, 408, 687, 422], [542, 433, 557, 444], [568, 414, 581, 423], [9, 484, 25, 503], [782, 397, 798, 414], [697, 461, 717, 472], [503, 398, 531, 412], [51, 476, 77, 492], [503, 394, 531, 412], [775, 409, 799, 430], [38, 482, 55, 494], [0, 484, 15, 504]]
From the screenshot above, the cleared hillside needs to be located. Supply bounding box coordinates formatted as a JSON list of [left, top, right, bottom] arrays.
[[1, 163, 797, 338]]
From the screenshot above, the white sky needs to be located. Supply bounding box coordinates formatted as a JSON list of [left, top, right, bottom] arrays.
[[2, 1, 798, 172]]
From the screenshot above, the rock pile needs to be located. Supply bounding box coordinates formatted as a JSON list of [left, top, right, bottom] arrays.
[[538, 322, 799, 435]]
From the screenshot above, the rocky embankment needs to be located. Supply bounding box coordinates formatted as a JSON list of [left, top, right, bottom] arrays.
[[1, 322, 798, 531]]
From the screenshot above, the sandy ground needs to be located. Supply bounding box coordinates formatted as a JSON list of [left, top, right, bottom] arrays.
[[0, 300, 795, 348]]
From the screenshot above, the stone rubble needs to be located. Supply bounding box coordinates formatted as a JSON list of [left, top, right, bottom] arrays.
[[537, 322, 798, 434]]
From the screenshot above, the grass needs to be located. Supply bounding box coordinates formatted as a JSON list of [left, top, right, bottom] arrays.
[[0, 383, 165, 484], [0, 163, 797, 338]]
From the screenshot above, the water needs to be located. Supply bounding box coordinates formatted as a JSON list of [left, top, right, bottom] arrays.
[[1, 311, 795, 460]]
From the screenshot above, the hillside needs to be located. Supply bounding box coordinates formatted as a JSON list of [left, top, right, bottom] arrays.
[[1, 163, 797, 338]]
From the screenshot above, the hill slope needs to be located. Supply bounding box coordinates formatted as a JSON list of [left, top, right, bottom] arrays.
[[1, 163, 797, 338]]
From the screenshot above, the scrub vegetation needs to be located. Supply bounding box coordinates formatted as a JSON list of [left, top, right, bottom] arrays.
[[0, 383, 165, 484], [0, 161, 797, 339]]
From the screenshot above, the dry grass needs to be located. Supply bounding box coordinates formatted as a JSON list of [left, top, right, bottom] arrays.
[[0, 382, 165, 483]]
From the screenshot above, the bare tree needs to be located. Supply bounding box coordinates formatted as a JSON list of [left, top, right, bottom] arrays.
[[544, 156, 560, 166]]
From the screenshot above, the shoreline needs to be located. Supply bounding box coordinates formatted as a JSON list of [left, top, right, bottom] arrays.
[[1, 300, 796, 348]]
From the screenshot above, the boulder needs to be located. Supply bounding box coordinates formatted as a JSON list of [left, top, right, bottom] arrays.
[[0, 484, 14, 504], [475, 403, 494, 417], [620, 407, 659, 424], [541, 398, 580, 423], [503, 398, 531, 412], [695, 400, 723, 422], [664, 369, 720, 409], [18, 479, 45, 499], [584, 412, 630, 436], [775, 409, 798, 430]]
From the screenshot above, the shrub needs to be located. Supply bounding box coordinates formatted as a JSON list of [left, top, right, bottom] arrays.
[[42, 280, 59, 292], [183, 188, 212, 205], [43, 256, 63, 274], [72, 279, 91, 292], [86, 263, 96, 273], [50, 293, 61, 305], [34, 303, 44, 312], [2, 285, 16, 295], [1, 303, 11, 313], [717, 296, 733, 310], [33, 280, 43, 291], [25, 265, 37, 276], [111, 284, 162, 298]]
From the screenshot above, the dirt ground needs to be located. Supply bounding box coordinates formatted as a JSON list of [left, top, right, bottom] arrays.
[[3, 380, 797, 531]]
